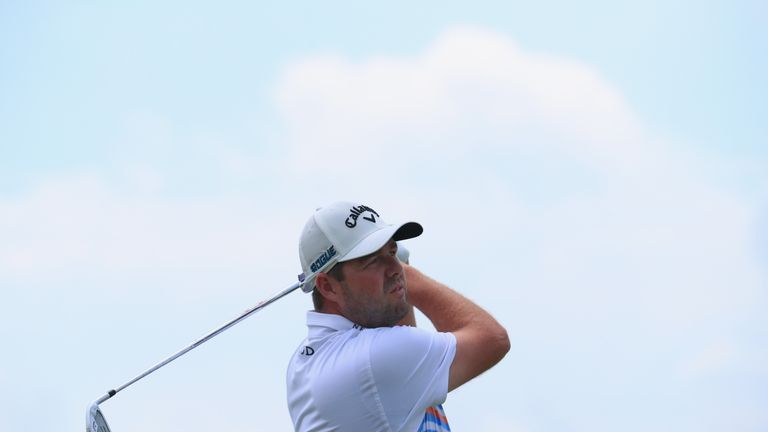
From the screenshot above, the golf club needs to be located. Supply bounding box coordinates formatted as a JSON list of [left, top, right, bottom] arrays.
[[86, 276, 305, 432]]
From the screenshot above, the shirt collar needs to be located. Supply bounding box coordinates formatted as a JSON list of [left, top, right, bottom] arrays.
[[306, 311, 364, 339]]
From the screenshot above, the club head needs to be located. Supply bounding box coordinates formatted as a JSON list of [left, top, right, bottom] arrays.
[[86, 402, 111, 432]]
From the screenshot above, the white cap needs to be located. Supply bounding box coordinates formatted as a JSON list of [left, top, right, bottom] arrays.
[[298, 201, 422, 293]]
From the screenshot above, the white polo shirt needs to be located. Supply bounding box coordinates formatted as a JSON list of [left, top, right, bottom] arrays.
[[286, 311, 457, 432]]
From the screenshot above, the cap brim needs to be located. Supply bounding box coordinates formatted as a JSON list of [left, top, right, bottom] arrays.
[[340, 222, 423, 262], [392, 221, 423, 242]]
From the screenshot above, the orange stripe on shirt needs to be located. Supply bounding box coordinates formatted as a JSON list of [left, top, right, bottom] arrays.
[[425, 406, 449, 425]]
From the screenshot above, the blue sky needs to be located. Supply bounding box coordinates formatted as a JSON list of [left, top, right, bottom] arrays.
[[1, 1, 766, 431]]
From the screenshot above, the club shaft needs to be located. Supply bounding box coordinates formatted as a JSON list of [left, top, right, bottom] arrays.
[[101, 280, 302, 403]]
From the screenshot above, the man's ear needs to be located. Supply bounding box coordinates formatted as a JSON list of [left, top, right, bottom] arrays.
[[314, 273, 344, 315], [315, 273, 339, 300]]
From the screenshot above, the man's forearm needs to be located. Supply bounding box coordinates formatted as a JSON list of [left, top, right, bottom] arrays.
[[404, 264, 500, 333]]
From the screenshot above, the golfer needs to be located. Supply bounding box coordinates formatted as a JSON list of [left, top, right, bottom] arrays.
[[287, 201, 510, 431]]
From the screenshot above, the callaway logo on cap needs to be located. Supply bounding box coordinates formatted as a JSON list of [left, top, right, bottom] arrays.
[[298, 201, 423, 292]]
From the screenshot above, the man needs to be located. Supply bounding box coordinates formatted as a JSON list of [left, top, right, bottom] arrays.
[[286, 201, 510, 431]]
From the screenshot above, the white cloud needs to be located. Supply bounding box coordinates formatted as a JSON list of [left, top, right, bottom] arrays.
[[680, 339, 738, 379], [275, 26, 654, 179], [0, 173, 302, 299]]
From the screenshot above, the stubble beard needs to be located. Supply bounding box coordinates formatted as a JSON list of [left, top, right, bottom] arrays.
[[340, 279, 409, 328]]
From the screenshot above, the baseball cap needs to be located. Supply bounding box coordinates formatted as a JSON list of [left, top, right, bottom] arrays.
[[298, 201, 423, 293]]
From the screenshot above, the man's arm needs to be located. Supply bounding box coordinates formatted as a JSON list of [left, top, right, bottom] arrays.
[[404, 264, 510, 392]]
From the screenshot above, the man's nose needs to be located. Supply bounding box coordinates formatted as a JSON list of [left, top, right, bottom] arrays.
[[386, 254, 403, 277]]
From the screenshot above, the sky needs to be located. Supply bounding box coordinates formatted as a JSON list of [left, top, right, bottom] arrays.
[[1, 1, 766, 431]]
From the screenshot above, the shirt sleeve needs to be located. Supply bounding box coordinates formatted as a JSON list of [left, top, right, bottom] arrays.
[[367, 326, 457, 430]]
